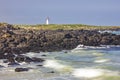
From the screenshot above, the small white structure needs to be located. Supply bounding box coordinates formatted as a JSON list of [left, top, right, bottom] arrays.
[[45, 17, 49, 25]]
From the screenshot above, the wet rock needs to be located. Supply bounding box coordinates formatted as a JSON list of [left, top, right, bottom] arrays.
[[15, 55, 33, 63], [15, 68, 29, 72], [24, 57, 33, 63], [14, 55, 44, 63], [32, 57, 44, 62], [15, 55, 25, 62], [2, 53, 16, 64], [48, 71, 55, 73], [0, 54, 6, 59], [4, 53, 15, 59], [41, 54, 47, 56], [3, 59, 8, 63], [37, 64, 43, 66], [64, 51, 68, 53], [0, 65, 4, 68], [7, 57, 15, 63], [8, 62, 19, 66]]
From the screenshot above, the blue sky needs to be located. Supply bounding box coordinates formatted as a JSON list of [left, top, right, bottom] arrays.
[[0, 0, 120, 26]]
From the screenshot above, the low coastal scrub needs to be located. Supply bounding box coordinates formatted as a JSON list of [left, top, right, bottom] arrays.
[[0, 22, 120, 30], [12, 23, 120, 30]]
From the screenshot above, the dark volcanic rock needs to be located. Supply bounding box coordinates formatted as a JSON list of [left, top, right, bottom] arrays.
[[41, 54, 47, 56], [14, 55, 44, 63], [48, 71, 55, 73], [8, 62, 20, 66], [15, 68, 29, 72], [0, 24, 120, 55], [15, 55, 26, 63], [31, 57, 44, 62], [37, 64, 43, 67], [0, 65, 4, 68], [64, 33, 73, 38], [15, 55, 33, 63]]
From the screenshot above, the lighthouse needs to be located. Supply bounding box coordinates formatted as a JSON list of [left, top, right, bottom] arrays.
[[46, 17, 49, 25]]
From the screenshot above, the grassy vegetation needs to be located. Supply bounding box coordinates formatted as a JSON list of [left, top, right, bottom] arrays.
[[1, 22, 120, 30], [13, 24, 120, 30], [0, 22, 9, 26]]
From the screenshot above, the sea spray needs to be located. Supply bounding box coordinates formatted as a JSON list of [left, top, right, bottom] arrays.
[[72, 44, 110, 51], [23, 52, 36, 58], [43, 59, 104, 78], [94, 59, 109, 63], [43, 59, 72, 72], [0, 62, 8, 67], [72, 68, 103, 78]]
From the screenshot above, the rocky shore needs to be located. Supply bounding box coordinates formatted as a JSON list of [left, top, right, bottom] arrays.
[[0, 24, 120, 53], [0, 24, 120, 69]]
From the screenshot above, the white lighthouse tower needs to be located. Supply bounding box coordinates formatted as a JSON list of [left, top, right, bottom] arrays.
[[46, 17, 49, 25]]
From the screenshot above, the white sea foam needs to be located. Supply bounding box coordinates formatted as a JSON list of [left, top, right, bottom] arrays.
[[94, 59, 109, 63], [0, 62, 8, 67], [73, 44, 110, 50], [24, 52, 36, 58], [43, 59, 72, 71], [43, 60, 66, 69], [73, 44, 87, 50], [19, 62, 28, 65], [72, 68, 103, 78]]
